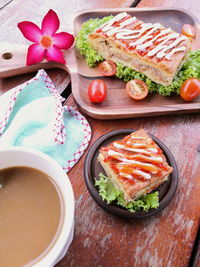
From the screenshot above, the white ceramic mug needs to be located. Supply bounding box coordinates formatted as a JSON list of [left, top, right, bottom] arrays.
[[0, 146, 74, 267]]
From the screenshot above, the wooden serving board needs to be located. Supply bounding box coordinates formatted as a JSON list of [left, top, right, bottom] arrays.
[[0, 8, 200, 119]]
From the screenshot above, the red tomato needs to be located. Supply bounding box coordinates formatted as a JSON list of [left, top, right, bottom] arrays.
[[98, 60, 117, 76], [88, 79, 107, 103], [180, 78, 200, 101], [126, 79, 148, 100], [182, 24, 196, 38]]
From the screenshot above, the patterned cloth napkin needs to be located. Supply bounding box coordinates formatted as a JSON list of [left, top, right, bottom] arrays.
[[0, 69, 91, 172]]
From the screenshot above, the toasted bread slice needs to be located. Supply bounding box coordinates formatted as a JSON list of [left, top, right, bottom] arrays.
[[98, 129, 173, 202], [89, 12, 191, 86]]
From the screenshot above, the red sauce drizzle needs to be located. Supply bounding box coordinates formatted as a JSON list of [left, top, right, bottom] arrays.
[[100, 133, 171, 183], [94, 15, 186, 61]]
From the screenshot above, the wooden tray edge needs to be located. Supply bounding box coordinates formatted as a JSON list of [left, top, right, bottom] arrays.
[[73, 7, 200, 24], [76, 102, 200, 120], [72, 7, 200, 120]]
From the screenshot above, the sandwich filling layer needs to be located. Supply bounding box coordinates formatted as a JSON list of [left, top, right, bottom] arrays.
[[89, 12, 191, 86], [98, 129, 173, 202]]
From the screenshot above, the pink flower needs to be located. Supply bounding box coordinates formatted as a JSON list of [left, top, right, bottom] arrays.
[[18, 9, 74, 65]]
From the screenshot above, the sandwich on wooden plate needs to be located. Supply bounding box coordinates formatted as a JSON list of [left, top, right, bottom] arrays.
[[88, 12, 191, 86], [76, 11, 200, 99]]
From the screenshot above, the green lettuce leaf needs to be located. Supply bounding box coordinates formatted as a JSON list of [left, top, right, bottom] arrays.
[[95, 173, 159, 213], [75, 16, 113, 67], [116, 49, 200, 96], [75, 16, 200, 96]]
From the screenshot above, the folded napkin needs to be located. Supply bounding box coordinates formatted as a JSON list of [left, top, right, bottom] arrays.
[[0, 70, 91, 171]]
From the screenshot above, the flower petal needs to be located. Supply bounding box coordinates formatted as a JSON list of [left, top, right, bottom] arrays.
[[18, 21, 42, 42], [53, 32, 74, 50], [41, 9, 59, 36], [26, 44, 46, 65], [46, 46, 65, 64]]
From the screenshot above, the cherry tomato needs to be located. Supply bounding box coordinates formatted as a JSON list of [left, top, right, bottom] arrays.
[[126, 79, 148, 100], [181, 24, 196, 38], [88, 79, 107, 103], [180, 78, 200, 101], [98, 60, 117, 76]]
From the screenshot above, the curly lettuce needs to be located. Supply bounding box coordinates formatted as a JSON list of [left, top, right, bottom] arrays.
[[95, 173, 159, 213], [75, 16, 200, 96], [116, 50, 200, 96], [75, 16, 113, 67]]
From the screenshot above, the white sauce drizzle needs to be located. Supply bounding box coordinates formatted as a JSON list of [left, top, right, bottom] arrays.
[[106, 17, 137, 36], [136, 28, 172, 50], [107, 145, 159, 179], [127, 142, 152, 148], [119, 16, 137, 27], [129, 23, 161, 46], [129, 34, 153, 46], [156, 32, 179, 43], [116, 23, 153, 40], [128, 142, 144, 147], [147, 33, 180, 57], [103, 128, 170, 180], [107, 28, 132, 37], [133, 170, 151, 180], [113, 142, 158, 155], [165, 46, 186, 59], [130, 136, 145, 140], [117, 160, 158, 173], [119, 172, 133, 179], [100, 12, 128, 32], [131, 154, 163, 163], [107, 149, 162, 163], [146, 147, 158, 153], [107, 149, 124, 158], [96, 12, 187, 60], [156, 36, 187, 59]]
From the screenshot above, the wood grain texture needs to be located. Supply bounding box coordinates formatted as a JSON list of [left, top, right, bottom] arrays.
[[2, 8, 199, 119], [71, 73, 200, 120], [0, 0, 200, 266], [70, 8, 200, 120], [0, 0, 134, 44], [137, 0, 200, 19], [0, 0, 134, 93], [0, 68, 70, 96], [59, 94, 200, 267], [0, 43, 77, 79]]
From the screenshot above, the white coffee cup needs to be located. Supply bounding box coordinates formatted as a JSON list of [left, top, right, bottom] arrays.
[[0, 146, 74, 267]]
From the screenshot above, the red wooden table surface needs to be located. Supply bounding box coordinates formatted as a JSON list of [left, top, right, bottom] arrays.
[[0, 0, 200, 266]]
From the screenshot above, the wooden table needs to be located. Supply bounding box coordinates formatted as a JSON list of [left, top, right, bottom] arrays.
[[0, 0, 200, 266]]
